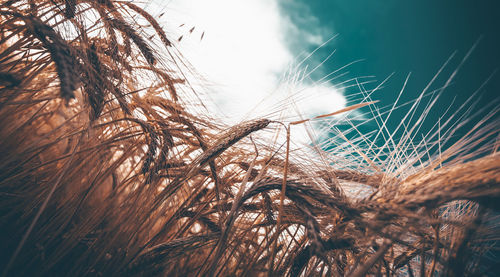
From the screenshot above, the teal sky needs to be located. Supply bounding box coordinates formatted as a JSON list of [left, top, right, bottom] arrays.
[[280, 0, 500, 150]]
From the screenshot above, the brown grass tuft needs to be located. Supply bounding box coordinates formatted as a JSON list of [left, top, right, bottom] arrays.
[[0, 1, 499, 277]]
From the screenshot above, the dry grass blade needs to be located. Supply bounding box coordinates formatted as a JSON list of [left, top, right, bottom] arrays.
[[348, 240, 392, 277]]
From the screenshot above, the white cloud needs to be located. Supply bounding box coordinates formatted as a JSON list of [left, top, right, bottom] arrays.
[[156, 0, 346, 142]]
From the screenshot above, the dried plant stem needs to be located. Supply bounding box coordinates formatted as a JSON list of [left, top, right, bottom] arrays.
[[2, 133, 82, 277], [348, 240, 392, 277], [269, 124, 290, 274]]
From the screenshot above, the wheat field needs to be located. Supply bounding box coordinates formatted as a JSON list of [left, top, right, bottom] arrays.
[[0, 1, 499, 276]]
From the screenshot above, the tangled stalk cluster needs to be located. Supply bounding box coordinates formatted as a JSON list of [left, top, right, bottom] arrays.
[[0, 1, 499, 276]]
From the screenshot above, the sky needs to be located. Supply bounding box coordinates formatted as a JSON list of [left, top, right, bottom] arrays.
[[292, 0, 500, 144], [149, 0, 499, 146], [159, 0, 347, 125]]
